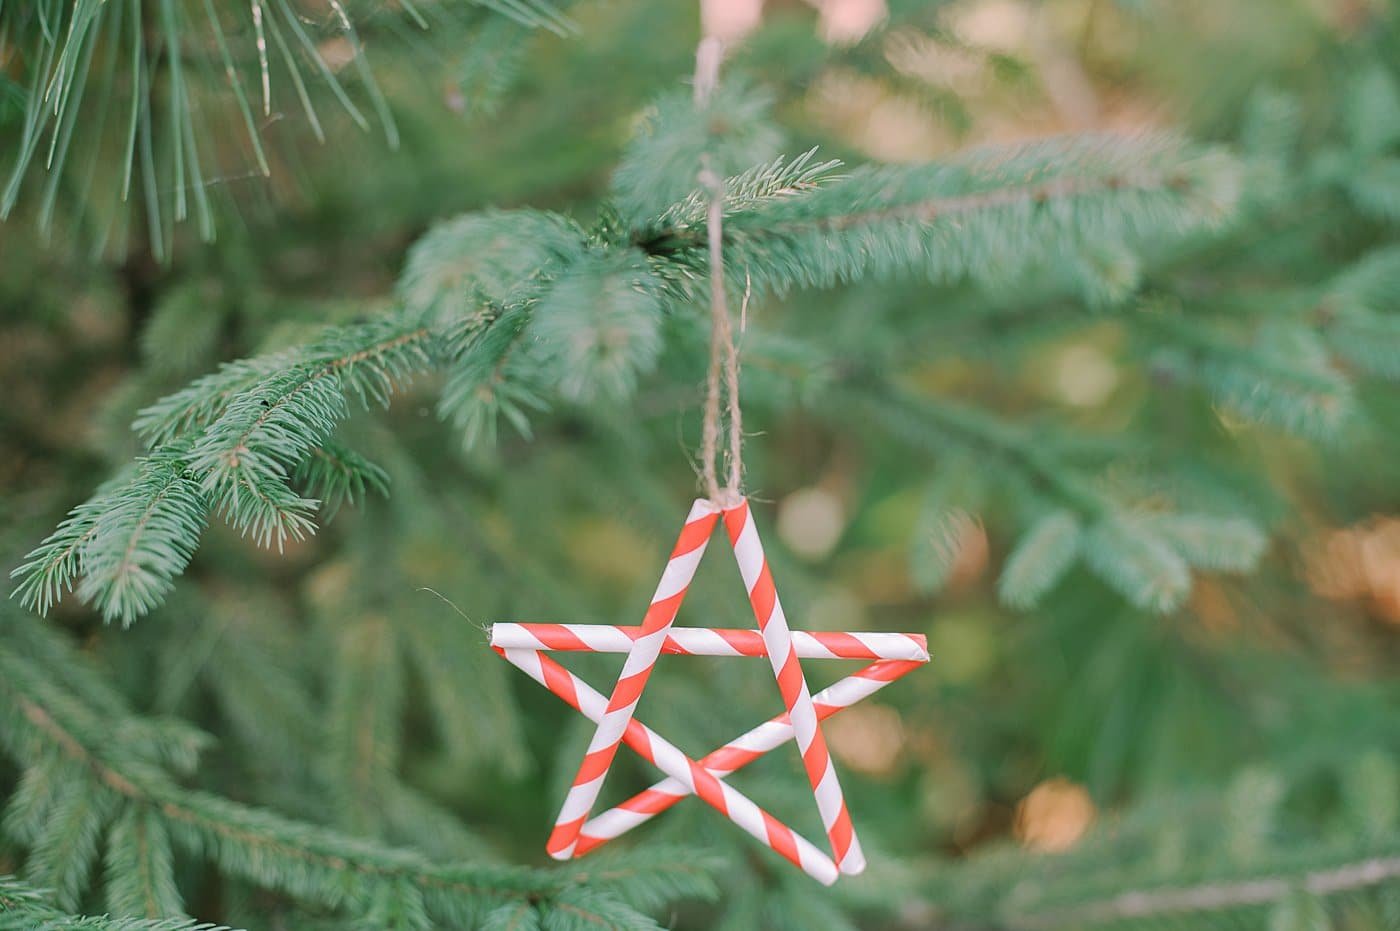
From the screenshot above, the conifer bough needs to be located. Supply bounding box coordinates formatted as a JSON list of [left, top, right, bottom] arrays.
[[6, 7, 1400, 928], [14, 124, 1254, 625]]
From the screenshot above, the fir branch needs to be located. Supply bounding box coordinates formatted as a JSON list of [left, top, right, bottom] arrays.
[[560, 848, 721, 913], [761, 134, 1234, 234], [860, 387, 1103, 515], [397, 209, 582, 317], [0, 644, 538, 912], [860, 385, 1264, 612], [75, 451, 209, 626], [293, 442, 391, 518], [2, 753, 69, 845], [643, 148, 842, 233], [0, 1, 567, 251], [483, 901, 542, 931], [397, 604, 529, 775], [138, 316, 434, 447], [538, 887, 664, 931], [325, 614, 403, 836], [10, 453, 208, 626], [9, 488, 109, 617], [1145, 312, 1354, 438], [1008, 852, 1400, 929], [15, 315, 438, 620], [104, 807, 185, 920], [0, 616, 715, 926], [526, 249, 665, 402], [997, 510, 1083, 609], [134, 351, 300, 447], [437, 303, 547, 448], [22, 771, 116, 910], [1144, 513, 1267, 572], [1082, 515, 1192, 613], [184, 365, 344, 549], [0, 874, 230, 930], [908, 462, 987, 596], [644, 134, 1242, 298], [611, 81, 783, 225]]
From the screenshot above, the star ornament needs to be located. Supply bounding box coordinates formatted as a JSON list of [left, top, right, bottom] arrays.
[[489, 497, 929, 884]]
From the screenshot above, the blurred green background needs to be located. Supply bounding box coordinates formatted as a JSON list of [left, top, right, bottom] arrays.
[[4, 1, 1400, 928]]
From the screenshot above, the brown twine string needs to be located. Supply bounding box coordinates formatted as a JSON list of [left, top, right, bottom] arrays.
[[694, 35, 743, 507]]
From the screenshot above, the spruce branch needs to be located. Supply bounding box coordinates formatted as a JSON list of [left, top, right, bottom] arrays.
[[293, 442, 391, 518], [611, 79, 784, 225], [437, 303, 546, 449], [326, 614, 403, 837], [0, 874, 232, 930], [860, 384, 1264, 611], [11, 453, 208, 626], [908, 459, 988, 596], [104, 807, 185, 921], [75, 450, 209, 626], [0, 0, 573, 252], [997, 511, 1083, 609], [1144, 310, 1354, 438], [13, 128, 1253, 624], [862, 387, 1104, 515], [184, 364, 346, 549], [0, 610, 716, 926], [9, 489, 109, 617], [647, 148, 843, 232], [1002, 851, 1400, 929], [643, 134, 1242, 299], [15, 315, 439, 621], [133, 351, 302, 447]]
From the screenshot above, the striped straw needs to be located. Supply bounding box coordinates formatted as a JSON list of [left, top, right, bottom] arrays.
[[490, 623, 928, 662], [500, 645, 842, 885], [493, 497, 929, 881], [722, 498, 866, 875], [545, 499, 720, 861], [575, 657, 924, 854]]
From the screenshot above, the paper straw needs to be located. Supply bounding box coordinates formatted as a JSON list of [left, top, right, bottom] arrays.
[[723, 498, 866, 875], [546, 499, 720, 861], [499, 645, 841, 885], [491, 623, 928, 661], [492, 496, 929, 882], [576, 657, 924, 854]]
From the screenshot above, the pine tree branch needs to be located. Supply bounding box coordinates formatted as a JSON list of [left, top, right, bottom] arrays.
[[12, 132, 1249, 624], [854, 381, 1264, 610], [754, 169, 1191, 236], [0, 874, 229, 930], [856, 384, 1103, 514], [1007, 851, 1400, 928], [9, 680, 530, 899], [0, 1, 573, 253], [15, 316, 442, 621], [0, 624, 714, 923], [640, 135, 1240, 302], [136, 322, 433, 446]]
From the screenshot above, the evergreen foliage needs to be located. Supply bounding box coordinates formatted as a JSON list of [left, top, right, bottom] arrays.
[[11, 126, 1252, 624], [3, 1, 1400, 929], [1, 874, 233, 929], [0, 605, 717, 927]]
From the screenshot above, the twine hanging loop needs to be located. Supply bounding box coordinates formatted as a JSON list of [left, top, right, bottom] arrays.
[[694, 35, 743, 507]]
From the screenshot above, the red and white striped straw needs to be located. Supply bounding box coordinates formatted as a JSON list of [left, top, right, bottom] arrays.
[[545, 499, 721, 862], [723, 498, 866, 875], [575, 657, 925, 854], [499, 645, 842, 885], [491, 623, 928, 662]]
